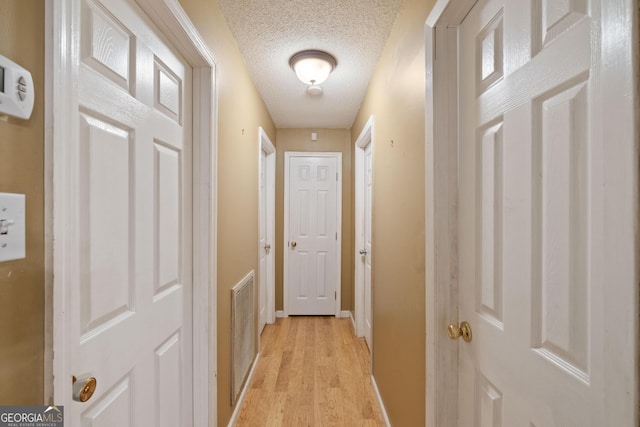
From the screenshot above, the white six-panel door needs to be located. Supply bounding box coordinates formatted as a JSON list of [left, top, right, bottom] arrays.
[[258, 147, 268, 334], [355, 118, 374, 347], [285, 152, 341, 316], [453, 0, 636, 425], [258, 128, 276, 330], [68, 0, 193, 424], [363, 142, 373, 350]]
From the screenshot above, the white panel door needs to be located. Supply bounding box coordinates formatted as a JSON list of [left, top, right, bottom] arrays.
[[363, 142, 373, 350], [258, 147, 268, 334], [457, 0, 630, 425], [354, 119, 373, 346], [69, 0, 192, 424], [286, 153, 340, 315]]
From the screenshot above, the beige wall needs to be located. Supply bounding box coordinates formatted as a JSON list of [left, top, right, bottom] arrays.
[[178, 1, 276, 425], [274, 129, 353, 312], [0, 0, 45, 405], [351, 0, 434, 424]]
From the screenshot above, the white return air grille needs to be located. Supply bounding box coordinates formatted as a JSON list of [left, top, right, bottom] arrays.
[[231, 271, 256, 405]]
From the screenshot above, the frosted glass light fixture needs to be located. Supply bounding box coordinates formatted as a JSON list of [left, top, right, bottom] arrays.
[[289, 50, 337, 89]]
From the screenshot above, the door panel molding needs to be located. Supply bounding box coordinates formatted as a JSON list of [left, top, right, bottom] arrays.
[[284, 152, 342, 317]]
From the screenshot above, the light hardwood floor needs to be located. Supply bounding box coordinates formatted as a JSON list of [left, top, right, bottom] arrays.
[[235, 316, 385, 427]]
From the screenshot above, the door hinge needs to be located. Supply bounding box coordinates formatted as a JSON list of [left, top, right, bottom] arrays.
[[336, 172, 338, 181], [335, 232, 337, 240], [335, 291, 337, 300]]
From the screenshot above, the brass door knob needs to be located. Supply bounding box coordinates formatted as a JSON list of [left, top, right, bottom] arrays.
[[447, 321, 472, 343], [291, 241, 297, 248], [72, 376, 97, 402]]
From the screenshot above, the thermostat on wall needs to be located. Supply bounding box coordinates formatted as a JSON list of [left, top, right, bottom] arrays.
[[0, 54, 34, 120]]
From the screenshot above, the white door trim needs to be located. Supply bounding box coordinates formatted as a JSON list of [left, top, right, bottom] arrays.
[[259, 127, 276, 325], [283, 151, 342, 317], [424, 1, 639, 426], [424, 4, 468, 425], [49, 0, 218, 425], [354, 116, 374, 339]]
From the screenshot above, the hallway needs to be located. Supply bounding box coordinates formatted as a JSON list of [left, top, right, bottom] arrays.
[[1, 0, 637, 425], [236, 317, 384, 426]]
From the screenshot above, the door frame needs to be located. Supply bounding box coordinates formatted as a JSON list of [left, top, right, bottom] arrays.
[[48, 0, 218, 424], [259, 127, 276, 326], [424, 1, 639, 426], [283, 151, 343, 317], [354, 116, 374, 340]]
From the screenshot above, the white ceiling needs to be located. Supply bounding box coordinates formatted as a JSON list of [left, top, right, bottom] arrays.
[[218, 0, 404, 129]]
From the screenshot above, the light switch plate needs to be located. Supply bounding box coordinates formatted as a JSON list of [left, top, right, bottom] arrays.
[[0, 193, 26, 262]]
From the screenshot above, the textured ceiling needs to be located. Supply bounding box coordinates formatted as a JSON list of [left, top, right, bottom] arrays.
[[218, 0, 404, 128]]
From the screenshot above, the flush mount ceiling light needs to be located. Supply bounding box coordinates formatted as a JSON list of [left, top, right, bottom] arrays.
[[289, 50, 337, 89]]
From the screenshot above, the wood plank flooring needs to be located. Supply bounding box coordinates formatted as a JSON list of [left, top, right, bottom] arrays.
[[235, 316, 385, 427]]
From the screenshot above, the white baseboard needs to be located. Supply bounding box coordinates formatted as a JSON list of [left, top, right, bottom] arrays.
[[371, 374, 392, 427], [227, 352, 261, 427], [349, 311, 356, 332], [277, 311, 348, 318]]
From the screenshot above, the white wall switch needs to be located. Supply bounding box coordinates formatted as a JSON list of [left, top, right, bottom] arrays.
[[0, 193, 26, 262]]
